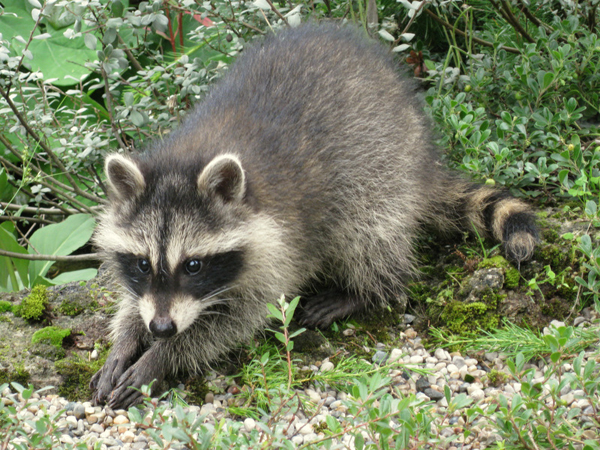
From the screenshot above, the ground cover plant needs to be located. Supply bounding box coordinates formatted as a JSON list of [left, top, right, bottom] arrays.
[[0, 0, 599, 448]]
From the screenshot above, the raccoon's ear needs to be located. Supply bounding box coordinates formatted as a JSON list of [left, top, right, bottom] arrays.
[[105, 154, 146, 200], [197, 154, 245, 202]]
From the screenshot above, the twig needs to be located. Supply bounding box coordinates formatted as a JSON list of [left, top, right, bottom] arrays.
[[397, 0, 428, 40], [424, 9, 520, 55], [264, 0, 289, 26], [0, 249, 101, 262], [0, 155, 96, 214], [99, 65, 129, 151], [0, 203, 89, 215], [0, 87, 103, 204], [517, 0, 547, 30], [0, 216, 53, 225], [490, 0, 536, 43]]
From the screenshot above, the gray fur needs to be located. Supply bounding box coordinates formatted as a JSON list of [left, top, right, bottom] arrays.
[[90, 24, 537, 408]]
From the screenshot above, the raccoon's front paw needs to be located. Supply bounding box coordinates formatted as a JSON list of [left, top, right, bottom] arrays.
[[107, 351, 167, 409], [298, 291, 364, 329], [90, 354, 130, 406]]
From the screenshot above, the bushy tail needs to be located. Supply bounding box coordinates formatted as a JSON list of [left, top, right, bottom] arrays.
[[429, 179, 538, 262]]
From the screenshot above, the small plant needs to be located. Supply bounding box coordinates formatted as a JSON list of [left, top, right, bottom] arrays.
[[492, 350, 600, 449], [13, 285, 49, 321], [0, 382, 88, 449], [431, 321, 599, 363], [266, 295, 306, 390]]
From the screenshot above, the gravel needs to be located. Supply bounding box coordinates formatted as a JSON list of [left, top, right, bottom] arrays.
[[2, 318, 599, 449]]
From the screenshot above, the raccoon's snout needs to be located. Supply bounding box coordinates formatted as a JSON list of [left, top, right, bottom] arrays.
[[149, 316, 177, 339]]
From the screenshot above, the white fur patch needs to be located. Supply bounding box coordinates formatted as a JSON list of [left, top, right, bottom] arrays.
[[170, 296, 206, 333], [138, 295, 156, 330]]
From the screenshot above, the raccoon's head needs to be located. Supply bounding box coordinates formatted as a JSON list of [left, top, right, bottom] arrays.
[[96, 152, 274, 339]]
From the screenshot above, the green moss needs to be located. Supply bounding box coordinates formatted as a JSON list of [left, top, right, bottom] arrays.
[[0, 301, 12, 313], [57, 299, 85, 316], [440, 289, 503, 335], [31, 326, 71, 348], [536, 211, 549, 219], [542, 228, 560, 244], [0, 363, 30, 385], [55, 352, 107, 401], [487, 369, 509, 387], [478, 255, 510, 270], [14, 285, 49, 321], [504, 268, 520, 289], [183, 378, 210, 405], [540, 297, 572, 319]]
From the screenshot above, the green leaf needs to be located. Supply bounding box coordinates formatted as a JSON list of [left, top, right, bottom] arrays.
[[1, 0, 97, 86], [266, 303, 283, 322], [28, 214, 96, 285], [0, 223, 29, 291], [284, 296, 301, 327], [585, 200, 597, 217], [0, 169, 9, 201], [51, 268, 97, 285]]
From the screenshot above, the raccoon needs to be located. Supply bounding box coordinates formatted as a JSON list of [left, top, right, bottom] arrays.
[[90, 24, 537, 408]]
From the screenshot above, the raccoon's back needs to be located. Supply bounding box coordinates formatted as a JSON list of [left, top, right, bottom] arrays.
[[158, 25, 437, 229]]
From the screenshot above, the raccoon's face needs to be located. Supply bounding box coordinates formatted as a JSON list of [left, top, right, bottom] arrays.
[[97, 153, 250, 339]]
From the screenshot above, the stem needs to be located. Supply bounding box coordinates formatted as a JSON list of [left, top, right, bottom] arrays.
[[264, 0, 289, 26], [100, 65, 128, 151], [0, 249, 100, 262], [0, 87, 103, 204], [424, 9, 520, 55]]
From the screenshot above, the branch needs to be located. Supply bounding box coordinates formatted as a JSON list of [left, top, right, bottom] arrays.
[[0, 249, 101, 262], [100, 65, 129, 151], [0, 154, 96, 214], [0, 86, 103, 204], [264, 0, 289, 26], [490, 0, 536, 43], [0, 203, 98, 216], [0, 215, 53, 225], [424, 9, 520, 55]]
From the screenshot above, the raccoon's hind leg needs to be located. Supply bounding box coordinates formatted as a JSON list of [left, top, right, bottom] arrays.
[[298, 290, 365, 329]]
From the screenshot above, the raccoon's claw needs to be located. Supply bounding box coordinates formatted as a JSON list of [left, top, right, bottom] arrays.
[[90, 340, 140, 406], [299, 291, 364, 329], [90, 355, 129, 406], [107, 352, 167, 410]]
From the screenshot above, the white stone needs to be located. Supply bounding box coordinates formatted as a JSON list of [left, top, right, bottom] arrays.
[[470, 389, 485, 401], [90, 423, 104, 433], [305, 389, 321, 404], [389, 348, 403, 363], [298, 422, 314, 435], [303, 432, 318, 443], [121, 431, 136, 443], [113, 415, 129, 425], [409, 355, 424, 364], [320, 361, 334, 372], [244, 418, 256, 432]]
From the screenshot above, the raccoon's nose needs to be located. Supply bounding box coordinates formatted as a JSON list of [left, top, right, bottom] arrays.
[[149, 316, 177, 338]]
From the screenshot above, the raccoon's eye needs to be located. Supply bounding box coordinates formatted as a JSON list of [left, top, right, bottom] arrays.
[[137, 258, 151, 274], [185, 259, 202, 275]]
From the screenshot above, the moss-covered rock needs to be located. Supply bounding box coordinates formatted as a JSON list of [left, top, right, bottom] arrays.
[[0, 300, 12, 314], [32, 326, 71, 348], [440, 288, 503, 335], [13, 285, 50, 322]]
